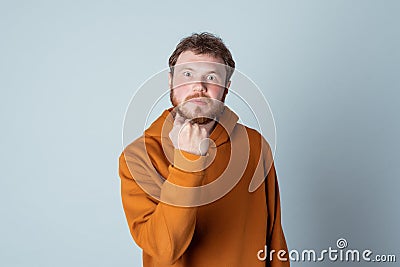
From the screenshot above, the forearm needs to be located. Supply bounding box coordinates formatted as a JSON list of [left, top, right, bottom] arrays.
[[120, 150, 206, 264]]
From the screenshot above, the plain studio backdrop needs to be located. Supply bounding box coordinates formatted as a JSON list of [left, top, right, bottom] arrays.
[[0, 1, 399, 266]]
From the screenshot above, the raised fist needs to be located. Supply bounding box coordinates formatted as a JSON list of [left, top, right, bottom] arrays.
[[169, 113, 209, 156]]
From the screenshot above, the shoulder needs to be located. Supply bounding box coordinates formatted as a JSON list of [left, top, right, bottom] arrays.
[[120, 134, 156, 169], [237, 123, 274, 169], [120, 133, 169, 176], [238, 124, 271, 150], [122, 133, 161, 157]]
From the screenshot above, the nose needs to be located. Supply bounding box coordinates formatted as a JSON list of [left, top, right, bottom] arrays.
[[192, 81, 206, 92]]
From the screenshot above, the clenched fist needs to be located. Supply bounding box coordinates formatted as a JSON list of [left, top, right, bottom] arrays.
[[169, 113, 210, 156]]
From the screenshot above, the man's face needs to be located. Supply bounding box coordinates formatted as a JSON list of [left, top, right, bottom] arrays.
[[169, 50, 231, 124]]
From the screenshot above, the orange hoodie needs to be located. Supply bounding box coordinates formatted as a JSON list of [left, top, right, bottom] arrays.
[[119, 106, 289, 267]]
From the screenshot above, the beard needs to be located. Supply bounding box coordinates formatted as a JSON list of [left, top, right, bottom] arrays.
[[171, 91, 226, 124]]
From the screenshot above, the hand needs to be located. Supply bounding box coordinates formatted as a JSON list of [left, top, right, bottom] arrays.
[[169, 113, 209, 156]]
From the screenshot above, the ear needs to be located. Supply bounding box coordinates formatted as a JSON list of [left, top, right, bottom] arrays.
[[224, 80, 231, 96], [226, 80, 231, 89], [168, 72, 173, 89]]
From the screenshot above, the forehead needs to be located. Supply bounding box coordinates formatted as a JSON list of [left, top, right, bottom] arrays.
[[174, 51, 226, 74], [175, 50, 225, 65]]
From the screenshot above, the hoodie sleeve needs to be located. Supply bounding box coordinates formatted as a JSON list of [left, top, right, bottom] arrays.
[[265, 162, 290, 267], [119, 149, 207, 265]]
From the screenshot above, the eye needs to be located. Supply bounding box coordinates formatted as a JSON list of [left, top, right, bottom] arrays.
[[206, 74, 216, 81], [183, 71, 192, 77]]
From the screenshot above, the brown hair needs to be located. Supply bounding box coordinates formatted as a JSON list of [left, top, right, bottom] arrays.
[[168, 32, 235, 82]]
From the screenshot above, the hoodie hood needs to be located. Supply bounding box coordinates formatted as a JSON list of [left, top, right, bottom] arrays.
[[144, 106, 239, 147]]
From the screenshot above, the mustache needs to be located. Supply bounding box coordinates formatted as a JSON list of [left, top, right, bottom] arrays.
[[184, 93, 210, 102]]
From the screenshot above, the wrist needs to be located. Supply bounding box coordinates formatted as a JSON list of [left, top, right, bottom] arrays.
[[173, 149, 208, 173]]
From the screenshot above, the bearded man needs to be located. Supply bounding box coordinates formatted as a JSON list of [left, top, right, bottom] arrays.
[[119, 32, 290, 267]]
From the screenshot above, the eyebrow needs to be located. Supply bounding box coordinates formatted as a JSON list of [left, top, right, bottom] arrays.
[[179, 67, 195, 72]]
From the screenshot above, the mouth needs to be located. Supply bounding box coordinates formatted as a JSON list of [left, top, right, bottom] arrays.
[[187, 98, 208, 105]]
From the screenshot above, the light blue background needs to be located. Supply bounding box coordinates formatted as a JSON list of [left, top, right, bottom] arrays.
[[1, 1, 399, 266]]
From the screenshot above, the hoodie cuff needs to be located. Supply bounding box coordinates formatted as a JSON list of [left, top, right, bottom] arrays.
[[160, 165, 204, 206], [173, 149, 208, 173], [160, 152, 207, 205]]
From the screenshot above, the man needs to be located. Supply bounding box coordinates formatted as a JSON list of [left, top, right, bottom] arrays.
[[119, 32, 289, 266]]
